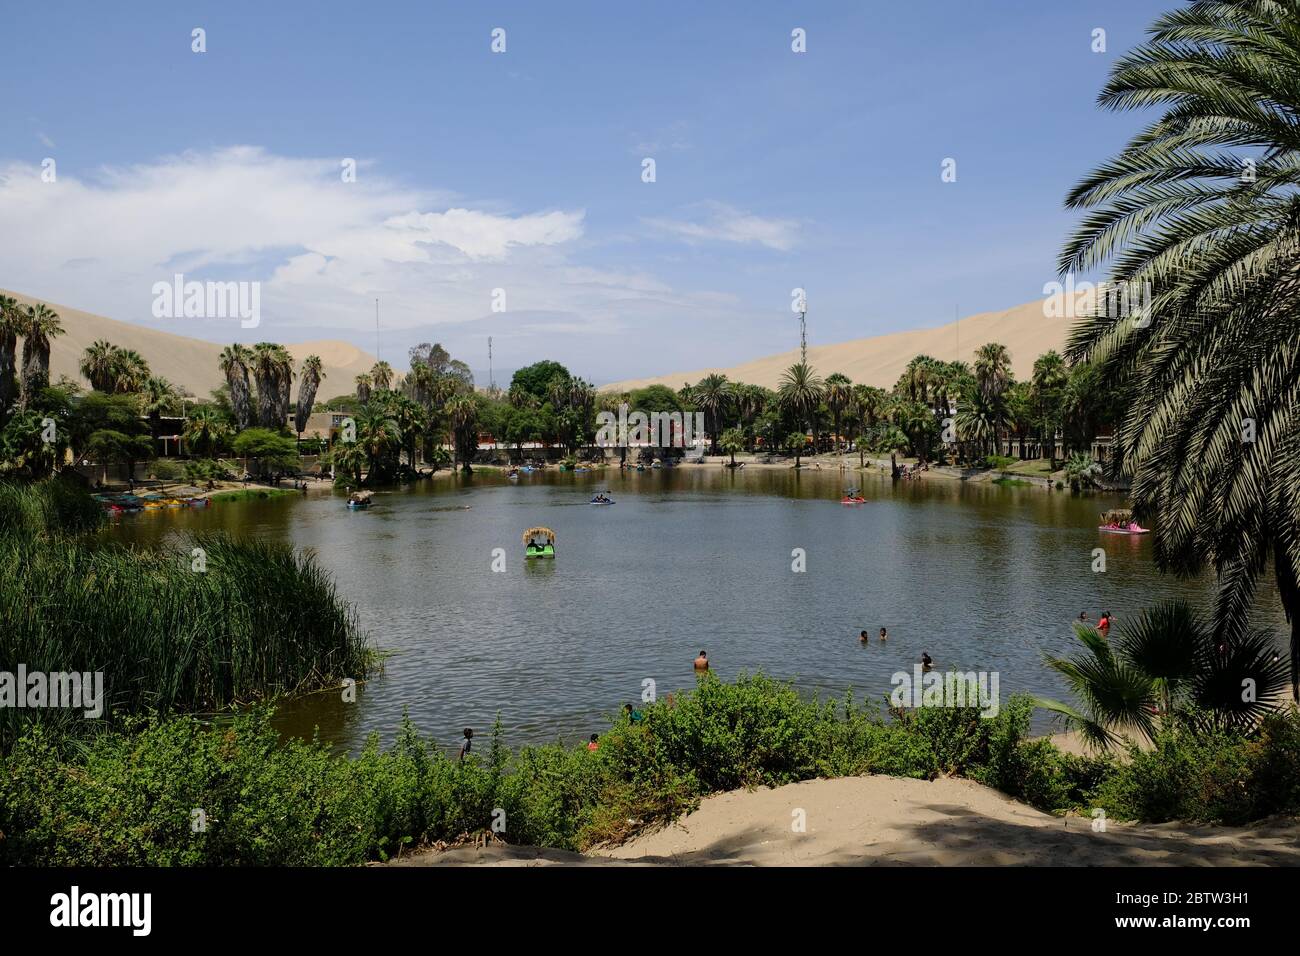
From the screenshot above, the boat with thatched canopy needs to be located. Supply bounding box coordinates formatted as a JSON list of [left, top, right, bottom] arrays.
[[347, 490, 373, 510], [1099, 508, 1148, 534], [523, 526, 555, 558]]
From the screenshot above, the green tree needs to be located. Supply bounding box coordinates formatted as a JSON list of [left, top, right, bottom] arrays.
[[1057, 1, 1300, 695], [777, 362, 824, 448], [232, 428, 298, 476], [19, 303, 63, 406], [719, 427, 745, 466], [295, 355, 325, 440]]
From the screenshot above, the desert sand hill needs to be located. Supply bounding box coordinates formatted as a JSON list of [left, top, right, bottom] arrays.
[[603, 295, 1085, 392], [1, 289, 377, 400]]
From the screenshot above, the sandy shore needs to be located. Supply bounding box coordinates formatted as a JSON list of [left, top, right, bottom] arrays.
[[389, 774, 1299, 867]]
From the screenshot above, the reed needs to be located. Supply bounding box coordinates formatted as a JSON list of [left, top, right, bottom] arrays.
[[0, 481, 372, 749]]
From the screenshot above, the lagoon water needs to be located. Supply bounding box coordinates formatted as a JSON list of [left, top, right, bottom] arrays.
[[109, 466, 1287, 751]]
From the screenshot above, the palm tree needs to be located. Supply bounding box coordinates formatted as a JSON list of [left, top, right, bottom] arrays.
[[1030, 351, 1068, 466], [851, 384, 887, 467], [352, 403, 401, 484], [295, 355, 325, 439], [80, 340, 119, 392], [140, 376, 180, 441], [0, 296, 22, 419], [273, 346, 294, 427], [973, 343, 1011, 405], [218, 344, 254, 430], [693, 373, 731, 454], [447, 394, 479, 473], [19, 303, 63, 405], [370, 360, 394, 392], [110, 349, 151, 395], [1035, 601, 1289, 751], [250, 343, 292, 429], [1064, 452, 1102, 493], [354, 373, 373, 405], [1058, 1, 1300, 697], [776, 362, 824, 454], [823, 373, 852, 456], [183, 405, 230, 457]]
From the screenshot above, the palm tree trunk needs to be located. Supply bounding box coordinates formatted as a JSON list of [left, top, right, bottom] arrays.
[[0, 330, 17, 417]]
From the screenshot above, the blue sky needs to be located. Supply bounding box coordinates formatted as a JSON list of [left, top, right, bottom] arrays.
[[0, 0, 1170, 382]]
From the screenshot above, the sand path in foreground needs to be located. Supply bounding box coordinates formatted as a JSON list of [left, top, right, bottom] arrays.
[[390, 775, 1300, 867]]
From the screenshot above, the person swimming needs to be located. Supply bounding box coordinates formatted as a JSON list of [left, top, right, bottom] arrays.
[[694, 650, 709, 671], [879, 627, 887, 641], [859, 630, 869, 643], [920, 652, 933, 671]]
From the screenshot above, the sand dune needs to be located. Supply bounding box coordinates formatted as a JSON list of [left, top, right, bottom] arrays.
[[603, 296, 1082, 392], [1, 289, 377, 400], [394, 775, 1300, 867]]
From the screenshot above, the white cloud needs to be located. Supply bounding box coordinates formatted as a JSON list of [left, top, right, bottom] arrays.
[[645, 201, 801, 251], [0, 146, 668, 341]]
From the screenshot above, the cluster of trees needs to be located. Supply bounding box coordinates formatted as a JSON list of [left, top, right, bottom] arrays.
[[599, 345, 1120, 470], [0, 299, 176, 480]]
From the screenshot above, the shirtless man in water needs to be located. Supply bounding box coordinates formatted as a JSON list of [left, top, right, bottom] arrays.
[[694, 651, 709, 671]]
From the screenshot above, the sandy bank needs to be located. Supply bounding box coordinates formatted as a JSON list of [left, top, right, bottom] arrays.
[[390, 774, 1299, 867]]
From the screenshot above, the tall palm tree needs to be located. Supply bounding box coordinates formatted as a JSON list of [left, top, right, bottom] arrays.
[[693, 373, 731, 454], [823, 373, 852, 456], [851, 384, 888, 467], [1030, 350, 1068, 466], [0, 296, 22, 419], [447, 394, 479, 473], [273, 346, 294, 428], [370, 360, 394, 392], [973, 343, 1011, 405], [250, 343, 292, 429], [295, 355, 325, 439], [19, 303, 63, 406], [776, 362, 824, 448], [80, 340, 119, 392], [354, 373, 373, 406], [218, 344, 254, 430], [1058, 0, 1300, 697]]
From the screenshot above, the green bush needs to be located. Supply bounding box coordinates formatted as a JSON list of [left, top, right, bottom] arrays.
[[5, 656, 1298, 865]]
